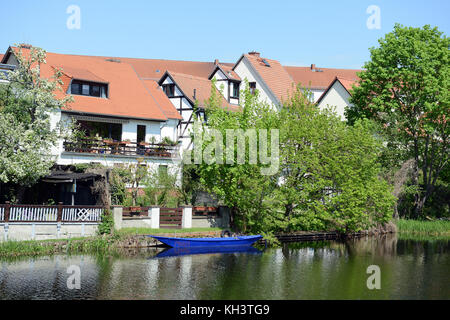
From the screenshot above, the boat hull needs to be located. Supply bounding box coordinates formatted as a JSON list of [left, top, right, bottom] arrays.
[[149, 235, 263, 248]]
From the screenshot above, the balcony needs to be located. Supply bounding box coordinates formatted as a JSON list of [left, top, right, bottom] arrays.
[[63, 138, 179, 158]]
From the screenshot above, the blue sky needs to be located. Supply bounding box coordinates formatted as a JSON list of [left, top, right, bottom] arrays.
[[1, 0, 448, 69]]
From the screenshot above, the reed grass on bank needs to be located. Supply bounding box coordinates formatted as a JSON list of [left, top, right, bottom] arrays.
[[396, 219, 450, 236], [0, 235, 118, 258]]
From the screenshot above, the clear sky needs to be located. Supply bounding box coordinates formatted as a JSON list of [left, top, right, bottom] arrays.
[[1, 0, 448, 69]]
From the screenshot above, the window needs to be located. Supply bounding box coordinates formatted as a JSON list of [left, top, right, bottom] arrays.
[[163, 84, 175, 97], [90, 85, 100, 97], [71, 83, 81, 95], [231, 82, 240, 98], [77, 120, 122, 141], [70, 80, 108, 98], [249, 82, 256, 95], [82, 84, 90, 95]]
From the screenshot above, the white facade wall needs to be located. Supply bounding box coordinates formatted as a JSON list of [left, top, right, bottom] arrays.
[[233, 57, 280, 109], [212, 69, 230, 101], [316, 81, 352, 120]]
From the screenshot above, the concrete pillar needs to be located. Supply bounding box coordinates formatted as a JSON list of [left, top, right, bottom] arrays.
[[182, 206, 192, 229], [112, 206, 123, 231], [149, 207, 160, 229], [3, 223, 8, 241]]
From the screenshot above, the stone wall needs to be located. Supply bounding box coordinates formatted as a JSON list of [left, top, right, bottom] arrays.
[[0, 222, 98, 241]]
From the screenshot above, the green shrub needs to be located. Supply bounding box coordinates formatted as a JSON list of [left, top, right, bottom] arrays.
[[98, 210, 114, 235]]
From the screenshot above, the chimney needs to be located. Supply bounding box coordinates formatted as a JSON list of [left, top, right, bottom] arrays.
[[214, 59, 219, 65], [311, 64, 316, 71], [248, 51, 260, 57], [19, 43, 32, 49]]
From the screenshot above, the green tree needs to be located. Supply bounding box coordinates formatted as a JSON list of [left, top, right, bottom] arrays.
[[0, 45, 74, 201], [279, 90, 395, 233], [348, 24, 449, 218], [194, 81, 282, 234], [195, 83, 394, 234]]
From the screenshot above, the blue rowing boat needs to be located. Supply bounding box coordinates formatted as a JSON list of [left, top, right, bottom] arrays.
[[148, 235, 263, 248]]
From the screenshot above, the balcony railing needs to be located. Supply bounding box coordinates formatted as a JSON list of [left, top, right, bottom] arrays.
[[63, 138, 179, 158]]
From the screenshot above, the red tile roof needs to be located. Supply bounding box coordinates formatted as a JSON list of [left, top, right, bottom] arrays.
[[0, 54, 3, 61], [166, 71, 241, 112], [284, 65, 361, 90], [316, 76, 359, 105], [336, 76, 359, 92], [216, 64, 241, 81], [243, 54, 296, 103], [7, 47, 181, 121], [141, 80, 182, 120], [112, 57, 225, 80]]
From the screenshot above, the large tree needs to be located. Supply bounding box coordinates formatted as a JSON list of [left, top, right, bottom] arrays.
[[347, 24, 449, 218], [0, 45, 73, 201], [194, 83, 394, 235]]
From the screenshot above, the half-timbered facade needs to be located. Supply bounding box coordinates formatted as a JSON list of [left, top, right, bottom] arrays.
[[157, 70, 240, 151]]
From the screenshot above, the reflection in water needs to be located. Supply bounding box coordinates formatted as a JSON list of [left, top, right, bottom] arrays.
[[155, 246, 262, 258], [0, 235, 448, 300]]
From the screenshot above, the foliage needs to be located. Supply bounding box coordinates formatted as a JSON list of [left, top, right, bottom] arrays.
[[194, 82, 395, 234], [109, 167, 129, 206], [347, 24, 449, 218], [143, 166, 182, 207], [98, 209, 114, 235], [119, 158, 149, 207], [277, 90, 395, 233], [0, 45, 75, 191], [195, 81, 282, 234]]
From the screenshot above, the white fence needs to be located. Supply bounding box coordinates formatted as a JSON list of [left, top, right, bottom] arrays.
[[62, 207, 103, 222], [9, 206, 58, 222], [0, 204, 103, 222]]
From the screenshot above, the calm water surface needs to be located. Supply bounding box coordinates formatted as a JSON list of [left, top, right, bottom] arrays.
[[0, 235, 448, 300]]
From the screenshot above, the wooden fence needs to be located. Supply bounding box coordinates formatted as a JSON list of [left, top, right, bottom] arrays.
[[0, 202, 103, 223], [122, 206, 150, 217], [160, 207, 183, 229], [193, 206, 218, 216]]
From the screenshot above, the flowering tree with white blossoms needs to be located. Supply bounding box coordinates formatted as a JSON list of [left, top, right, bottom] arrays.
[[0, 45, 74, 201]]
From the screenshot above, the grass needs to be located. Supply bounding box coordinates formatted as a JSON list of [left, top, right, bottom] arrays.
[[116, 227, 224, 236], [0, 235, 120, 259], [396, 219, 450, 236]]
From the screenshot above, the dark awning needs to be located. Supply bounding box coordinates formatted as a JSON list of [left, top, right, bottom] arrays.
[[42, 171, 101, 183]]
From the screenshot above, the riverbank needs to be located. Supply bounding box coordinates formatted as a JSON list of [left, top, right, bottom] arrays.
[[1, 221, 449, 259], [396, 219, 450, 236], [0, 228, 224, 259]]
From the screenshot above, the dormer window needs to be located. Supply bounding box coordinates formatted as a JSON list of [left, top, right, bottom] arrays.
[[70, 80, 108, 98], [162, 84, 175, 97]]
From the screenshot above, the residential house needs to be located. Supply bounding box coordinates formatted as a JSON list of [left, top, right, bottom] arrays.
[[1, 45, 182, 172], [285, 64, 360, 103], [316, 76, 359, 119]]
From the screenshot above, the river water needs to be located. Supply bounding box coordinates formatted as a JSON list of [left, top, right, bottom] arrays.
[[0, 235, 448, 300]]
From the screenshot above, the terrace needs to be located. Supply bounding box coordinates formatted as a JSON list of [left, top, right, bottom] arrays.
[[63, 137, 180, 158]]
